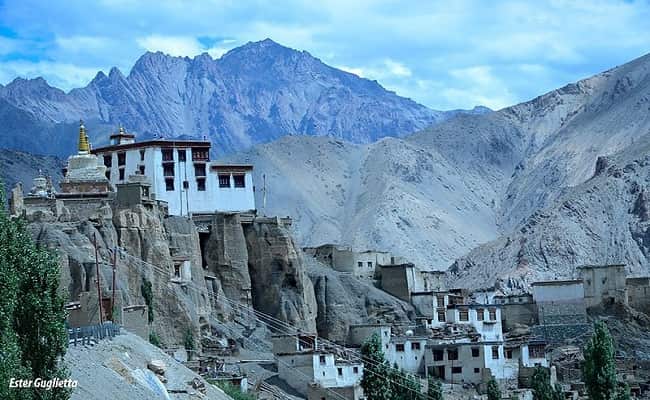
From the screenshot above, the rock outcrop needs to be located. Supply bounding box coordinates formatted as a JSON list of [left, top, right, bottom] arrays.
[[26, 197, 323, 347], [447, 138, 650, 292], [305, 257, 414, 341], [244, 219, 318, 332]]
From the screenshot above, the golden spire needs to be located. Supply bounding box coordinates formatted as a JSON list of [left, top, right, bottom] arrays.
[[78, 119, 90, 154]]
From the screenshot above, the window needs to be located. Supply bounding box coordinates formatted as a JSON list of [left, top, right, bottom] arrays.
[[492, 346, 499, 359], [177, 149, 186, 162], [319, 355, 326, 364], [103, 154, 112, 167], [459, 309, 469, 321], [489, 308, 497, 321], [506, 349, 513, 359], [192, 148, 209, 161], [451, 367, 462, 374], [119, 168, 125, 181], [233, 174, 246, 188], [436, 295, 445, 307], [471, 347, 480, 357], [139, 165, 145, 175], [358, 262, 363, 268], [433, 350, 443, 361], [367, 261, 373, 268], [447, 349, 458, 360], [140, 149, 145, 161], [529, 344, 545, 359], [174, 264, 180, 278], [353, 366, 359, 374], [117, 152, 126, 166], [197, 178, 206, 191], [395, 344, 405, 352], [163, 164, 174, 177], [337, 368, 343, 376], [219, 174, 230, 188], [165, 178, 174, 191], [105, 170, 111, 180], [474, 368, 480, 374], [437, 310, 446, 322], [194, 163, 206, 177], [162, 148, 173, 161], [411, 342, 421, 351], [477, 308, 484, 321]]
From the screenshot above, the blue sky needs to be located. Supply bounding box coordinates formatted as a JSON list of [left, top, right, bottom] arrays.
[[0, 0, 649, 110]]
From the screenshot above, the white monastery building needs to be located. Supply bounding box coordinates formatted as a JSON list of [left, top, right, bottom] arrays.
[[91, 127, 256, 215]]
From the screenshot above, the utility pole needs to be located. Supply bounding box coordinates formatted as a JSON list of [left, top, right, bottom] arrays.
[[111, 247, 117, 322], [94, 233, 104, 324], [262, 174, 267, 216]]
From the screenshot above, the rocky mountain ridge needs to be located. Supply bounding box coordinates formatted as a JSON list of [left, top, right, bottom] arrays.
[[447, 135, 650, 291], [222, 52, 650, 277], [5, 49, 650, 290], [0, 39, 484, 156]]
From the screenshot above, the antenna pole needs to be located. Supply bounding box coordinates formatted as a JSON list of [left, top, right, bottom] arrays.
[[111, 247, 117, 322], [94, 233, 104, 324], [262, 174, 267, 215]]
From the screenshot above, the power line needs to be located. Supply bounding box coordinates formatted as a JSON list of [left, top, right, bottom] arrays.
[[34, 237, 428, 393], [115, 247, 436, 399]]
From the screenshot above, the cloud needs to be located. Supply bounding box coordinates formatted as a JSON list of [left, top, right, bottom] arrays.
[[384, 59, 411, 77], [0, 60, 99, 89], [136, 35, 204, 57], [1, 0, 650, 108]]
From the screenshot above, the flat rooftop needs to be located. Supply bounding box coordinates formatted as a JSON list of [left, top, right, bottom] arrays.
[[92, 138, 211, 153], [531, 279, 583, 286], [577, 264, 626, 269]]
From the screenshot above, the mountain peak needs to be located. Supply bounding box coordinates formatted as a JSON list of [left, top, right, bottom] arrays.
[[3, 76, 64, 97]]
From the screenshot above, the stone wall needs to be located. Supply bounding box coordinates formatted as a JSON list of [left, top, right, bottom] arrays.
[[121, 305, 149, 339], [531, 324, 592, 345], [380, 265, 412, 302], [501, 302, 538, 330], [626, 277, 650, 315], [537, 300, 587, 325], [411, 292, 434, 317]]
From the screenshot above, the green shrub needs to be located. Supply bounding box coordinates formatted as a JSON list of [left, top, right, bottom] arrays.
[[149, 331, 162, 348], [214, 381, 255, 400]]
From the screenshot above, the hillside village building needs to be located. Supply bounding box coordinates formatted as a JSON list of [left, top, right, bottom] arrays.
[[91, 126, 256, 216], [272, 334, 364, 400], [578, 264, 627, 308], [303, 244, 394, 280]]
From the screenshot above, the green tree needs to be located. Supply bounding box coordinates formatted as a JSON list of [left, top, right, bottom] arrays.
[[400, 368, 424, 400], [140, 277, 154, 323], [427, 377, 443, 400], [614, 384, 631, 400], [486, 377, 501, 400], [388, 363, 404, 400], [386, 364, 424, 400], [360, 333, 392, 400], [530, 366, 556, 400], [583, 321, 618, 400], [0, 184, 70, 400], [184, 327, 195, 360]]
